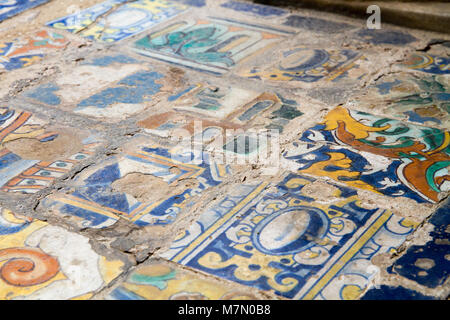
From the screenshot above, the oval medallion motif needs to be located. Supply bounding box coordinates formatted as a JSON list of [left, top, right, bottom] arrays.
[[252, 206, 329, 255]]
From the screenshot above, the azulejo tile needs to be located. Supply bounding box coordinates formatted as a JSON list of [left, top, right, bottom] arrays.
[[355, 29, 418, 46], [0, 30, 68, 71], [22, 55, 187, 121], [221, 1, 287, 17], [140, 83, 305, 135], [400, 53, 450, 75], [0, 107, 101, 194], [41, 136, 231, 229], [0, 208, 125, 300], [160, 174, 417, 300], [107, 258, 266, 300], [46, 0, 188, 43], [241, 47, 366, 84], [388, 199, 450, 288], [287, 106, 450, 203], [361, 285, 435, 300], [282, 15, 355, 34], [0, 0, 49, 22], [133, 17, 294, 75], [358, 73, 449, 128]]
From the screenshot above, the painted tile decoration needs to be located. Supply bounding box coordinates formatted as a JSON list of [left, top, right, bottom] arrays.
[[0, 107, 100, 194], [356, 29, 418, 45], [41, 138, 231, 228], [282, 15, 355, 33], [133, 17, 294, 75], [361, 285, 435, 300], [0, 30, 68, 71], [160, 174, 417, 300], [107, 258, 263, 300], [0, 0, 49, 22], [400, 53, 450, 75], [46, 0, 188, 43], [0, 208, 124, 299], [287, 106, 450, 203], [22, 55, 185, 121], [242, 47, 364, 83], [388, 199, 450, 288], [221, 1, 287, 17], [139, 84, 304, 142], [359, 73, 449, 128]]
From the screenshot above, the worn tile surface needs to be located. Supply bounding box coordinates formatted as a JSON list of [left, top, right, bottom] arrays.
[[0, 107, 101, 194], [0, 208, 125, 300], [106, 258, 270, 300], [46, 0, 188, 43], [0, 30, 68, 71], [160, 174, 417, 300], [40, 136, 231, 228], [286, 106, 450, 203]]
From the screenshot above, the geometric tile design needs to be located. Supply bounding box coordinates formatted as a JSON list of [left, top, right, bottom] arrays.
[[107, 258, 264, 300], [0, 0, 50, 22], [287, 106, 450, 203], [133, 17, 293, 75], [242, 47, 363, 83], [46, 0, 188, 43], [0, 208, 124, 300], [0, 30, 68, 71], [388, 199, 450, 288], [160, 174, 416, 299], [41, 139, 231, 228], [0, 107, 100, 194]]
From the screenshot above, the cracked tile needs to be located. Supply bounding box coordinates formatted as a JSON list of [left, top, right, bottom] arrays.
[[0, 0, 50, 22], [40, 136, 231, 228], [105, 258, 271, 300], [0, 107, 101, 194], [0, 208, 125, 300], [159, 173, 417, 300]]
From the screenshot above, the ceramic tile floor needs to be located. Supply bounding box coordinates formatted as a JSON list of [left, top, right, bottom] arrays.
[[0, 0, 448, 300]]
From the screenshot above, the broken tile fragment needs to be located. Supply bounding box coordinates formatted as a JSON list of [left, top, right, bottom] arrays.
[[22, 55, 187, 121], [356, 73, 449, 128], [106, 258, 268, 300], [0, 30, 68, 71], [40, 136, 231, 228], [0, 107, 101, 194], [160, 174, 416, 300], [0, 208, 125, 300], [283, 15, 355, 33], [46, 0, 188, 43], [241, 47, 366, 84], [388, 199, 450, 288]]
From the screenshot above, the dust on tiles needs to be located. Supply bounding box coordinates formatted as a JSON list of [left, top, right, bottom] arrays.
[[0, 0, 448, 301]]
